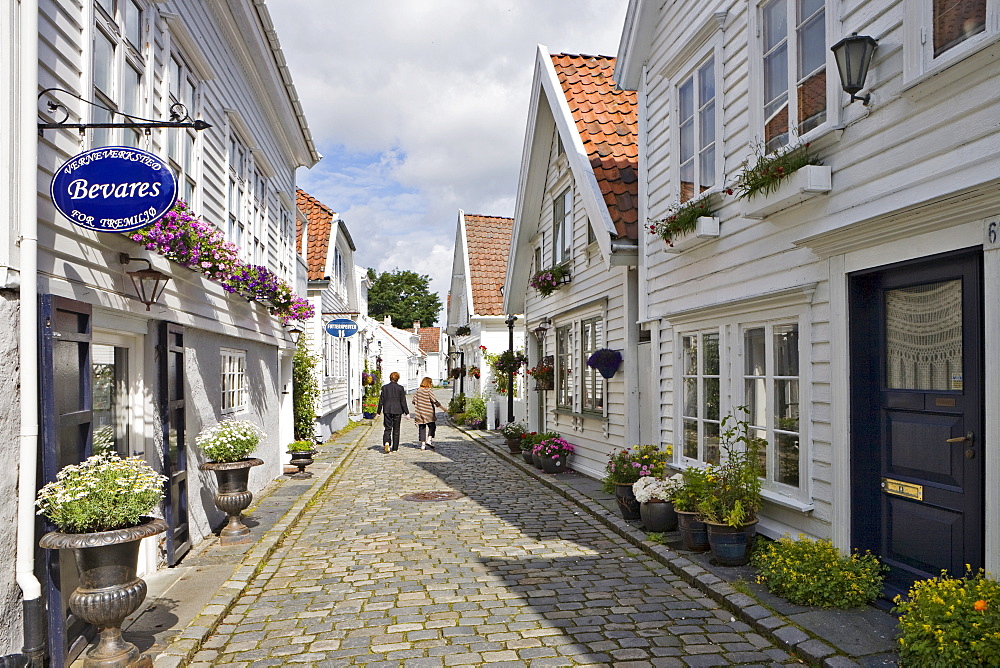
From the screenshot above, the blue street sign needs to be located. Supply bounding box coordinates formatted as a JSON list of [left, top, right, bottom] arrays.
[[50, 146, 178, 233], [326, 318, 359, 338]]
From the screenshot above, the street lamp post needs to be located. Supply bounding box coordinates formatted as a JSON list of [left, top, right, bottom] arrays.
[[505, 315, 517, 423]]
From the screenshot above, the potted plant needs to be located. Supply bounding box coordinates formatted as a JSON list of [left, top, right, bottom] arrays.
[[526, 356, 554, 391], [362, 396, 378, 419], [36, 453, 168, 666], [633, 475, 680, 532], [455, 325, 471, 336], [646, 194, 719, 249], [697, 409, 765, 565], [519, 432, 541, 464], [449, 366, 466, 379], [602, 445, 670, 520], [672, 466, 712, 552], [586, 348, 623, 379], [733, 141, 831, 219], [534, 436, 574, 474], [501, 421, 527, 454], [197, 419, 265, 545], [468, 365, 481, 379], [286, 440, 318, 478], [528, 263, 571, 296]]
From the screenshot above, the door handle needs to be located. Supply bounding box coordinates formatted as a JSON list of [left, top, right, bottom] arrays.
[[945, 432, 974, 444]]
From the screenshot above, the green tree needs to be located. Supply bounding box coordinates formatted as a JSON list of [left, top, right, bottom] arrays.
[[367, 268, 442, 328], [292, 333, 319, 441]]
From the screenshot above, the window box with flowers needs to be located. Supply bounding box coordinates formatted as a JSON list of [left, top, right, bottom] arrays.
[[647, 195, 719, 253], [735, 142, 831, 220], [526, 356, 554, 391], [529, 263, 571, 297], [455, 325, 471, 336]]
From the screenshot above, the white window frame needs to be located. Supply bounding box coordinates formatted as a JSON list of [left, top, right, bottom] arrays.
[[580, 317, 604, 414], [553, 187, 573, 265], [671, 295, 812, 505], [91, 0, 147, 149], [672, 42, 722, 203], [904, 0, 1000, 83], [679, 329, 723, 466], [221, 348, 247, 414], [555, 323, 574, 409], [750, 0, 839, 153]]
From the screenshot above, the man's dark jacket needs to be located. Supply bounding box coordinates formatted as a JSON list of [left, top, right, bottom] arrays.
[[376, 381, 409, 415]]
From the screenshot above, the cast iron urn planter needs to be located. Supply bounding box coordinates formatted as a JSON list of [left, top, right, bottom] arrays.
[[640, 499, 678, 532], [540, 455, 569, 474], [706, 520, 758, 566], [200, 458, 264, 545], [676, 510, 710, 552], [286, 449, 317, 478], [614, 482, 641, 520], [39, 517, 168, 668]]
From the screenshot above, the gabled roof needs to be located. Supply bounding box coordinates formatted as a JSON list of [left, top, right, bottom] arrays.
[[464, 214, 514, 316], [417, 327, 441, 353], [296, 189, 356, 281], [551, 53, 639, 240]]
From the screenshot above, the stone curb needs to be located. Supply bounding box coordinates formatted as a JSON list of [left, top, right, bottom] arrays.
[[152, 422, 375, 667], [455, 424, 854, 668]]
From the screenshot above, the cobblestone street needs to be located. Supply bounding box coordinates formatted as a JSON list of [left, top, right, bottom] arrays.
[[190, 420, 798, 667]]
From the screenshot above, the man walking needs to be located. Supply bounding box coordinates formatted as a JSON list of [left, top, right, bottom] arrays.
[[376, 371, 409, 453]]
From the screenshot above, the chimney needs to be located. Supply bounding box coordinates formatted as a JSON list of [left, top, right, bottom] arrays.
[[413, 321, 420, 333], [383, 315, 392, 327]]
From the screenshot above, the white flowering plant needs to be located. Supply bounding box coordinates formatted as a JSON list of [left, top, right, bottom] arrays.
[[196, 419, 264, 463], [633, 474, 682, 504], [36, 453, 167, 533]]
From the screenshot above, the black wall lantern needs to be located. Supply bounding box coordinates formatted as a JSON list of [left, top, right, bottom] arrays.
[[120, 253, 170, 310], [831, 33, 878, 105]]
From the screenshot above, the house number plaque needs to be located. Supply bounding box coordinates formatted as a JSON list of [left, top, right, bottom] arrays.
[[882, 478, 923, 501]]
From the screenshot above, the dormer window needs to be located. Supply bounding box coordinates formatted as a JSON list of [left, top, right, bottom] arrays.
[[553, 188, 572, 264]]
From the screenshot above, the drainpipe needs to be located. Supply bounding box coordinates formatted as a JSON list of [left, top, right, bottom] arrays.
[[15, 0, 46, 664]]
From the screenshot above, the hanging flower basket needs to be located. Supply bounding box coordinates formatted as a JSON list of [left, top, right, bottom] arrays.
[[529, 264, 571, 297], [361, 372, 375, 386], [449, 366, 465, 379], [527, 355, 554, 390], [455, 325, 471, 336], [587, 348, 622, 379], [468, 366, 481, 379]]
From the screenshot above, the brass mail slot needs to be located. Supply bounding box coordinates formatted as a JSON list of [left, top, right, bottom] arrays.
[[882, 478, 923, 501]]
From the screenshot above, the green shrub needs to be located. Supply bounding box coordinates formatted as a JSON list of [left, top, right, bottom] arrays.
[[447, 393, 466, 415], [753, 535, 886, 608], [465, 395, 486, 420], [894, 568, 1000, 666], [671, 466, 711, 512], [287, 440, 315, 453], [293, 333, 319, 441]]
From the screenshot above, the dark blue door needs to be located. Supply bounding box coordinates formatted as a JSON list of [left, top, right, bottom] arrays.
[[850, 250, 983, 597], [39, 295, 94, 666]]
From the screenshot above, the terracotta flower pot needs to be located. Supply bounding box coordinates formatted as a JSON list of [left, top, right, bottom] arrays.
[[39, 518, 168, 667]]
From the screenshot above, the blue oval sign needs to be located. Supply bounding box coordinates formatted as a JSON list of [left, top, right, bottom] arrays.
[[326, 318, 359, 338], [50, 146, 178, 233]]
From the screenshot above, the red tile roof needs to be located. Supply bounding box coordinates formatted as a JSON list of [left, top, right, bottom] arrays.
[[464, 214, 514, 316], [551, 53, 639, 240], [417, 327, 441, 353], [296, 189, 334, 280]]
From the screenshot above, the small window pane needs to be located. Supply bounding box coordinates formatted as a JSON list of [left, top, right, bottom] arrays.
[[683, 419, 698, 459], [705, 377, 720, 421], [705, 420, 721, 465], [683, 335, 697, 375], [698, 61, 715, 102], [699, 147, 715, 191], [94, 31, 115, 96], [885, 281, 963, 391], [124, 0, 142, 47], [745, 327, 766, 376], [798, 11, 826, 76], [775, 379, 799, 430], [746, 377, 766, 427], [704, 332, 719, 375], [683, 377, 698, 416], [762, 0, 788, 51], [933, 0, 987, 57], [774, 324, 799, 376], [679, 120, 695, 161], [679, 79, 694, 121], [776, 432, 800, 486]]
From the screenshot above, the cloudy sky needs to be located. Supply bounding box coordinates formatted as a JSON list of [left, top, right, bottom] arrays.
[[269, 1, 628, 318]]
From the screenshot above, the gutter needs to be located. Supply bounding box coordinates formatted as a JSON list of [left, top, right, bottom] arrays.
[[15, 0, 45, 664]]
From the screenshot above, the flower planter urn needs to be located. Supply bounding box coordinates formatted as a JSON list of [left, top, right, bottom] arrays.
[[200, 458, 264, 545], [39, 517, 168, 668], [614, 483, 641, 520], [640, 500, 678, 532], [362, 411, 376, 420], [505, 437, 522, 455], [286, 449, 317, 479], [521, 450, 534, 465], [676, 510, 710, 552], [540, 455, 569, 474], [531, 451, 544, 469], [706, 520, 758, 566]]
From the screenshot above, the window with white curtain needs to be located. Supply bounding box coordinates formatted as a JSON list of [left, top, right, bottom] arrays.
[[221, 349, 247, 414]]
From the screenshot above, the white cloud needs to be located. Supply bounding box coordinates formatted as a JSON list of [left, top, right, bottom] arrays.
[[270, 0, 628, 316]]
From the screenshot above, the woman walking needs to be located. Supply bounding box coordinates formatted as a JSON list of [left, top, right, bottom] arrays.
[[413, 377, 444, 450], [376, 371, 409, 453]]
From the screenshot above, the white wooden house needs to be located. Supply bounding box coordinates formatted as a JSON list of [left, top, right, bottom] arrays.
[[446, 211, 526, 426], [616, 0, 1000, 596], [372, 317, 426, 394], [503, 48, 647, 478], [3, 0, 318, 660], [296, 189, 361, 440]]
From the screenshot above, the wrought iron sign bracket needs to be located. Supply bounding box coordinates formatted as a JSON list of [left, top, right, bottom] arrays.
[[37, 87, 212, 137]]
